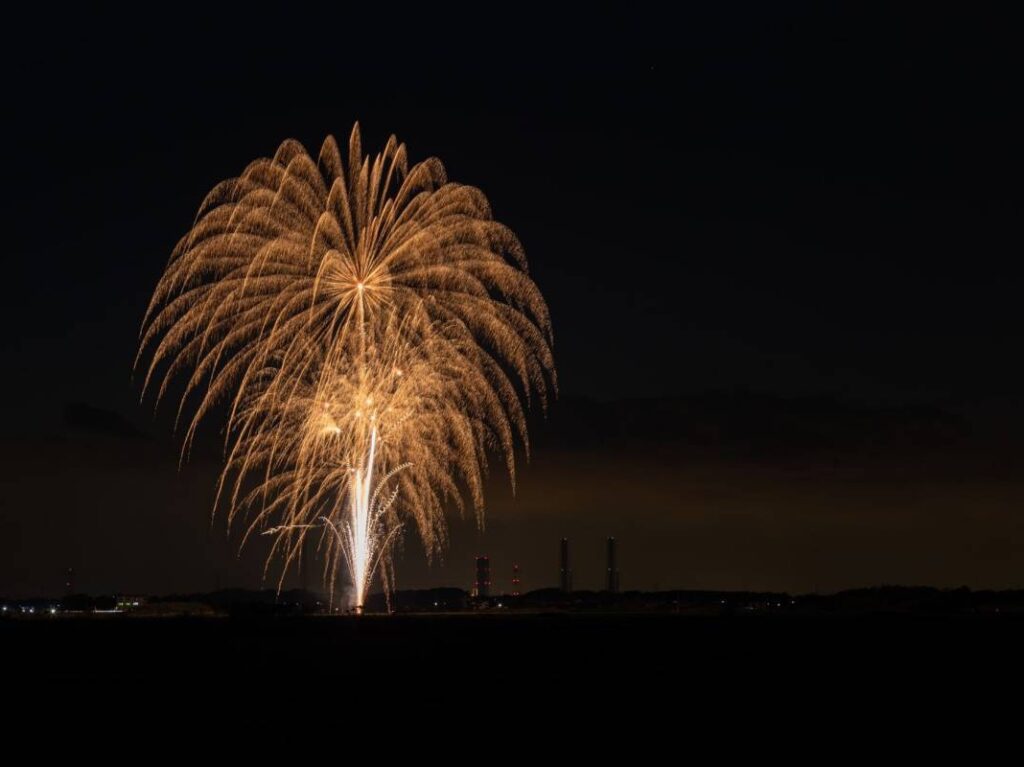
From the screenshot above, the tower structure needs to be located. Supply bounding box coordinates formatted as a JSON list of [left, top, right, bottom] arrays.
[[559, 538, 572, 592], [606, 537, 620, 593], [475, 556, 491, 598]]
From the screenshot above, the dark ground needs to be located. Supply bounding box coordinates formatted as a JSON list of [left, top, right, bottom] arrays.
[[8, 615, 1020, 747], [6, 613, 1022, 691]]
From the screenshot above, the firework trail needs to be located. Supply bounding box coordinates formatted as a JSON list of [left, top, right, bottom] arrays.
[[138, 124, 554, 609]]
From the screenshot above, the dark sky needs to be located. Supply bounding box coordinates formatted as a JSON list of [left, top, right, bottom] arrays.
[[2, 6, 1022, 597]]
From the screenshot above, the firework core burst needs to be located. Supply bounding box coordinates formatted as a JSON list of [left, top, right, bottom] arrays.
[[137, 124, 554, 610]]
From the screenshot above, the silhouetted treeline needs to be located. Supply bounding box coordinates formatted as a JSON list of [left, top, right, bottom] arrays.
[[373, 585, 1024, 615], [4, 585, 1022, 617], [150, 588, 324, 616], [364, 587, 468, 612], [793, 585, 1024, 614]]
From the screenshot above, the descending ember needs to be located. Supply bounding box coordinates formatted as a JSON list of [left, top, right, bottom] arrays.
[[137, 124, 555, 609]]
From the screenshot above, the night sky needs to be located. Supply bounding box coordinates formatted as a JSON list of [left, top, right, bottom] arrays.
[[3, 6, 1021, 597]]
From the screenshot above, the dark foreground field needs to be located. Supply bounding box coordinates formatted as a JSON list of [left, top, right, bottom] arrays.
[[5, 612, 1023, 690]]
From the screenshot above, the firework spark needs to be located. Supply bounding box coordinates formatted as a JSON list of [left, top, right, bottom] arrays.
[[138, 124, 555, 609]]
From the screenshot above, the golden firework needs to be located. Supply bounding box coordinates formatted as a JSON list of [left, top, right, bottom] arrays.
[[138, 124, 555, 608]]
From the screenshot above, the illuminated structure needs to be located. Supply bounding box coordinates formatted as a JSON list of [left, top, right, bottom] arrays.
[[560, 538, 572, 592], [115, 595, 146, 611], [511, 563, 521, 596], [606, 537, 619, 593], [475, 556, 491, 599], [138, 124, 556, 609]]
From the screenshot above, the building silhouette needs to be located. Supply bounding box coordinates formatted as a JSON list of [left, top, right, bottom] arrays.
[[475, 556, 490, 598], [560, 538, 572, 592], [606, 537, 620, 593]]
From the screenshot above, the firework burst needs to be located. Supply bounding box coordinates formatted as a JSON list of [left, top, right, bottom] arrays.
[[138, 124, 554, 608]]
